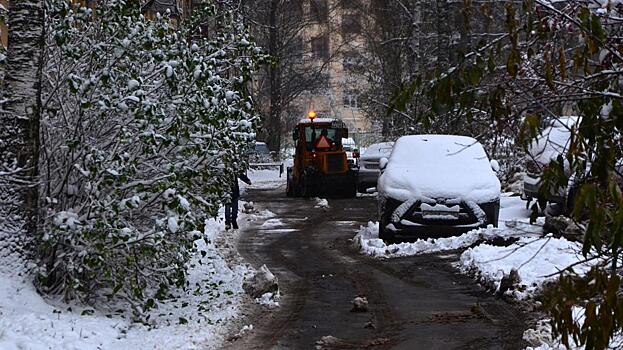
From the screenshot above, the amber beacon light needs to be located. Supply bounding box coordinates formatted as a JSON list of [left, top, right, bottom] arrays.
[[308, 111, 316, 120]]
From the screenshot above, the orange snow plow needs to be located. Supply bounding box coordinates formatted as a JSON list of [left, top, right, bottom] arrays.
[[286, 112, 357, 198]]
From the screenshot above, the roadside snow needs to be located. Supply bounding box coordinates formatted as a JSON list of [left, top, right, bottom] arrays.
[[524, 307, 623, 350], [244, 167, 286, 191], [314, 198, 329, 209], [0, 216, 252, 350], [459, 235, 592, 299]]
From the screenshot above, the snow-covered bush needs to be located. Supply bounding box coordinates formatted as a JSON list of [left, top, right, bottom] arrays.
[[37, 0, 264, 316]]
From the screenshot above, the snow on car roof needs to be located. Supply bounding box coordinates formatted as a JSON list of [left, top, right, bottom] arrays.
[[378, 135, 500, 203], [362, 142, 393, 159], [528, 116, 579, 164]]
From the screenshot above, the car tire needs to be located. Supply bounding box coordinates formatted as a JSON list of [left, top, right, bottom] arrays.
[[378, 212, 395, 242], [482, 200, 500, 228]]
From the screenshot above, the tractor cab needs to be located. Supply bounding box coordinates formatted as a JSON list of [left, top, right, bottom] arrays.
[[286, 112, 357, 198]]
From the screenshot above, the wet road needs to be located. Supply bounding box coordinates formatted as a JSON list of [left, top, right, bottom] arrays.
[[226, 187, 527, 350]]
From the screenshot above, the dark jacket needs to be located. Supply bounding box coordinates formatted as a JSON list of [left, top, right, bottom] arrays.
[[232, 173, 252, 199]]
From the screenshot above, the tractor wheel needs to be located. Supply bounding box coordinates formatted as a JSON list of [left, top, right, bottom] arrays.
[[301, 174, 312, 198]]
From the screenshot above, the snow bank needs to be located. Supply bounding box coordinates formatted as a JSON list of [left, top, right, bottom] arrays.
[[459, 235, 591, 299], [0, 217, 252, 350], [378, 135, 500, 203], [353, 221, 541, 258], [524, 307, 623, 350]]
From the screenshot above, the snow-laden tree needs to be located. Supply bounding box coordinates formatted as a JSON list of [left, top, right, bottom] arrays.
[[0, 0, 45, 269], [37, 0, 264, 316], [409, 0, 623, 348]]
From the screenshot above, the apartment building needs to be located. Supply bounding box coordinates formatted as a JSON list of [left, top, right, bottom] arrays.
[[294, 0, 371, 135], [0, 0, 7, 48]]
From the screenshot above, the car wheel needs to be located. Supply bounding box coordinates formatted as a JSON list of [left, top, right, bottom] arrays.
[[378, 212, 395, 242], [482, 200, 500, 228]]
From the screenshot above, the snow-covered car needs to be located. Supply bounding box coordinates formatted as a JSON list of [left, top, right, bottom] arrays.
[[377, 135, 501, 240], [522, 117, 578, 208], [357, 142, 394, 192]]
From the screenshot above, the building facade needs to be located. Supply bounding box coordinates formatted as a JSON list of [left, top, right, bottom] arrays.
[[292, 0, 371, 138], [0, 0, 7, 49]]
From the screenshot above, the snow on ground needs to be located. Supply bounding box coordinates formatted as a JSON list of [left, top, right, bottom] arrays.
[[244, 166, 287, 191], [459, 234, 591, 299], [0, 212, 258, 350], [523, 307, 623, 350], [314, 197, 329, 209]]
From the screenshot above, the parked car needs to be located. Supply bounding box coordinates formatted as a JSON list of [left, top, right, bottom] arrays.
[[357, 142, 394, 192], [250, 141, 274, 163], [377, 135, 501, 240], [522, 117, 578, 210], [342, 137, 358, 167]]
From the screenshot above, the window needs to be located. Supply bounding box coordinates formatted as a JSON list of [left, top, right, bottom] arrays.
[[311, 35, 330, 59], [285, 0, 303, 18], [290, 36, 304, 57], [310, 0, 328, 22], [305, 126, 340, 151], [343, 90, 360, 108], [342, 14, 361, 34], [342, 52, 361, 71]]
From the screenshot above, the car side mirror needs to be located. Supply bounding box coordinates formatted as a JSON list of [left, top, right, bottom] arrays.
[[292, 129, 299, 141], [379, 157, 389, 170], [490, 159, 500, 172], [353, 148, 360, 158]]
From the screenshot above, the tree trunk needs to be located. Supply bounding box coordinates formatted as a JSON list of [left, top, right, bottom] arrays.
[[0, 0, 45, 252], [265, 0, 282, 155]]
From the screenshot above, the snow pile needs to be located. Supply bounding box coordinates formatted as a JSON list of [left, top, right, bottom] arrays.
[[524, 307, 623, 350], [314, 198, 330, 209], [0, 217, 251, 350], [260, 218, 285, 228], [255, 292, 280, 309], [353, 221, 538, 258], [378, 135, 501, 203], [459, 235, 592, 298]]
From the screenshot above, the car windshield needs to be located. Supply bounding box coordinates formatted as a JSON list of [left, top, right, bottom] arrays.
[[255, 143, 270, 154], [305, 126, 340, 151], [363, 142, 393, 159]]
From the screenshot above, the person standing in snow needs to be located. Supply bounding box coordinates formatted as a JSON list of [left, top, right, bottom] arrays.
[[225, 172, 252, 230]]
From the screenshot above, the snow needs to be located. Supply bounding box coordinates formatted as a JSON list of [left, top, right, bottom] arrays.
[[524, 307, 623, 349], [459, 235, 591, 299], [528, 117, 579, 165], [378, 135, 501, 203], [243, 168, 286, 191], [255, 292, 280, 309], [0, 216, 253, 350], [314, 198, 329, 209]]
